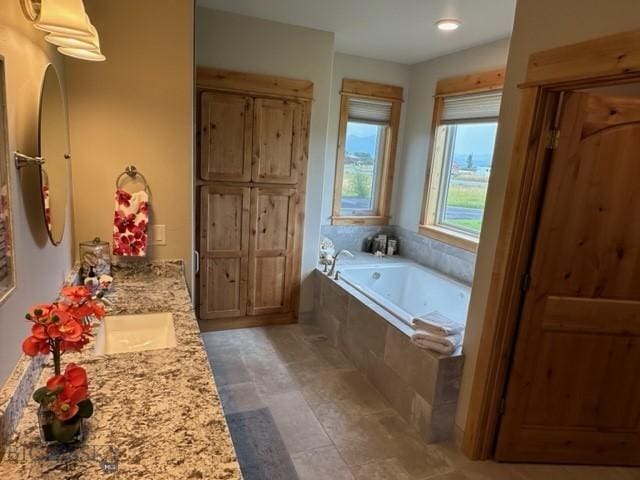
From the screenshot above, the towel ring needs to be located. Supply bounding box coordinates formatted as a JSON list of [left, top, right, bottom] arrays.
[[115, 165, 150, 194]]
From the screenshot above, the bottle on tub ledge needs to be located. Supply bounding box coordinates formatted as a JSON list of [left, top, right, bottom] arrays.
[[365, 233, 399, 257]]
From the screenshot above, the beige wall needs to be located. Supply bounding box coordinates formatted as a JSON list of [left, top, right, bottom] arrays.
[[196, 7, 335, 313], [394, 39, 511, 231], [321, 53, 410, 224], [0, 4, 74, 386], [66, 0, 195, 290], [457, 0, 640, 432]]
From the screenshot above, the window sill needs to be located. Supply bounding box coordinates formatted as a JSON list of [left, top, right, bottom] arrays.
[[332, 215, 390, 226], [418, 224, 478, 253]]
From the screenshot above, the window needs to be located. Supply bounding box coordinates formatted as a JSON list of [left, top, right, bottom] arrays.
[[332, 79, 403, 225], [420, 69, 504, 251]]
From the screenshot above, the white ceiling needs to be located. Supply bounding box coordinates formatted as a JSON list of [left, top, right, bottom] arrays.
[[197, 0, 516, 64]]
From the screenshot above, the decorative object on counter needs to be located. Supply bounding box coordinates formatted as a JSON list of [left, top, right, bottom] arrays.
[[21, 285, 106, 445], [113, 166, 150, 257], [319, 236, 336, 272], [79, 237, 111, 279]]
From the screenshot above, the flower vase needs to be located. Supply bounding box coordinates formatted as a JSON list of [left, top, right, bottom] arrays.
[[37, 406, 84, 445]]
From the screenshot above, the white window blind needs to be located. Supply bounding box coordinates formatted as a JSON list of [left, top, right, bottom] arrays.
[[441, 91, 502, 123], [347, 97, 392, 125]]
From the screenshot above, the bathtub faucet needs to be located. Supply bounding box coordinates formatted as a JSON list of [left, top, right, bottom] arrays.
[[328, 249, 354, 279]]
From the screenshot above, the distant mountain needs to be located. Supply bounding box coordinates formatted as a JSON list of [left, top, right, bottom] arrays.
[[346, 134, 377, 157]]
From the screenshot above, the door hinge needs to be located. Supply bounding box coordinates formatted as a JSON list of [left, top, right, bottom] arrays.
[[520, 272, 531, 293], [545, 129, 560, 149]]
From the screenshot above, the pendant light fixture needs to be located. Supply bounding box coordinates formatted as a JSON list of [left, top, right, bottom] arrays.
[[21, 0, 106, 62], [57, 47, 105, 62], [35, 0, 92, 37], [45, 15, 99, 50]]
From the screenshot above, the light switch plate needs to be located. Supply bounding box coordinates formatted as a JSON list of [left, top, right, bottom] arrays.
[[151, 224, 166, 245]]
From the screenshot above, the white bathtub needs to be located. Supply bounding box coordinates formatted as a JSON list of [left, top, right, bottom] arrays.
[[337, 262, 471, 330]]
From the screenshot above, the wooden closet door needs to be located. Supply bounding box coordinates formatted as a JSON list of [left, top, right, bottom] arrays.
[[252, 98, 304, 184], [248, 187, 297, 316], [199, 185, 250, 319], [200, 92, 253, 182], [496, 92, 640, 464]]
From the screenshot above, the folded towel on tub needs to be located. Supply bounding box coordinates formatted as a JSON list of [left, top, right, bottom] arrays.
[[412, 310, 463, 337], [410, 330, 461, 355]]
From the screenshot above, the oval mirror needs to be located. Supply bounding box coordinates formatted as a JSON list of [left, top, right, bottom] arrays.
[[38, 64, 69, 245]]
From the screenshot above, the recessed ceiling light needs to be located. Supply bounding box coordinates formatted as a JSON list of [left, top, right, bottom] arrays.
[[436, 19, 461, 31]]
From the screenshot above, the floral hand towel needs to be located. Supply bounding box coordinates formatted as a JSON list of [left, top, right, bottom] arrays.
[[113, 189, 149, 256]]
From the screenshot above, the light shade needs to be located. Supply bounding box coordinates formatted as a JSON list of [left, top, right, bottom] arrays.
[[45, 16, 100, 49], [58, 47, 106, 62], [35, 0, 92, 37], [436, 19, 461, 31]]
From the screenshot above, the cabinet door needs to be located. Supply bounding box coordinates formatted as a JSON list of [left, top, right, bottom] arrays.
[[252, 98, 304, 184], [248, 187, 297, 316], [199, 185, 250, 319], [200, 92, 253, 182]]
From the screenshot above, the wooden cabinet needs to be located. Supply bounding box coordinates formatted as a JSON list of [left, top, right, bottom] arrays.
[[199, 185, 250, 319], [248, 187, 297, 316], [200, 92, 252, 182], [252, 98, 303, 184], [196, 68, 312, 330]]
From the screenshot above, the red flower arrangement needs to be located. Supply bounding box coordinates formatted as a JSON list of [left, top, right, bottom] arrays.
[[23, 285, 105, 443]]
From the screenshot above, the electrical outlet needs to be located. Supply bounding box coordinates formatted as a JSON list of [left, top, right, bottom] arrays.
[[151, 224, 166, 246]]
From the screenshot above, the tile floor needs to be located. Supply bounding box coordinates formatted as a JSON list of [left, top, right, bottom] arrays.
[[202, 323, 640, 480]]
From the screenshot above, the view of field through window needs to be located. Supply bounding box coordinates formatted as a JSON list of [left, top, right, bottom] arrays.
[[340, 121, 384, 213], [440, 122, 497, 234]]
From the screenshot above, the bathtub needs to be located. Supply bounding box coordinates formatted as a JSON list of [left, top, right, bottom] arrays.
[[336, 262, 471, 330]]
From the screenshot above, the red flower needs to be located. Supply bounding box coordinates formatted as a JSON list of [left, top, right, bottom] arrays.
[[60, 286, 92, 304], [46, 364, 89, 421], [22, 335, 50, 356], [46, 310, 84, 343]]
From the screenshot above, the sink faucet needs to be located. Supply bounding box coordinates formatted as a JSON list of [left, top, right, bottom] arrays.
[[328, 249, 354, 279]]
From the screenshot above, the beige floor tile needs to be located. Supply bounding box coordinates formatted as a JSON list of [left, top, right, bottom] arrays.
[[351, 458, 413, 480], [425, 472, 469, 480], [457, 460, 528, 480], [302, 369, 390, 415], [204, 344, 252, 386], [292, 445, 355, 480], [262, 390, 332, 455]]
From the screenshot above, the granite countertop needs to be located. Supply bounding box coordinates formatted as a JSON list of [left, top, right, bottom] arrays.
[[0, 261, 241, 479]]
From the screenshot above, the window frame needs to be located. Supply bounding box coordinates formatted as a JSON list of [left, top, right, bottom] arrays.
[[419, 68, 505, 252], [332, 79, 403, 226]]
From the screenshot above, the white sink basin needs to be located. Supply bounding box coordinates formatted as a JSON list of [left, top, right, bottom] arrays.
[[94, 312, 176, 355]]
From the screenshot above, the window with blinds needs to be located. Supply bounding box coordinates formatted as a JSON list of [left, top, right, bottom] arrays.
[[441, 91, 502, 123], [347, 98, 392, 125], [422, 88, 502, 240]]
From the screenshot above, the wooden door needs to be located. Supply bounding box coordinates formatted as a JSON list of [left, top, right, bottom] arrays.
[[252, 98, 303, 184], [200, 92, 253, 182], [496, 92, 640, 465], [247, 187, 297, 316], [199, 185, 250, 319]]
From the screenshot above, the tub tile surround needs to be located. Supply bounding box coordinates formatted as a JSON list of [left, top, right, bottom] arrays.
[[321, 224, 476, 285], [0, 261, 241, 479], [312, 270, 464, 443]]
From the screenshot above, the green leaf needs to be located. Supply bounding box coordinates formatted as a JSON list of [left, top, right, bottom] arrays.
[[33, 387, 50, 404], [51, 417, 81, 443], [77, 399, 94, 418]]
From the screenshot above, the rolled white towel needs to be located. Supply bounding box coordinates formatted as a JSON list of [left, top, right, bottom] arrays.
[[410, 330, 461, 355], [411, 310, 463, 337]]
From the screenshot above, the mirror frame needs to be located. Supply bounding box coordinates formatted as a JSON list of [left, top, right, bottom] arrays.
[[38, 63, 70, 246], [0, 56, 16, 306]]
